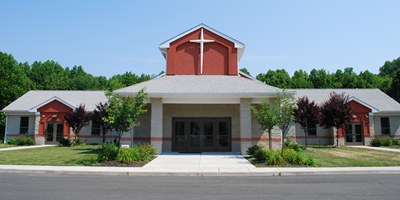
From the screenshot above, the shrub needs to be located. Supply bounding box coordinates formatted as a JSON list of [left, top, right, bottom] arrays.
[[283, 149, 305, 165], [305, 157, 316, 166], [284, 137, 302, 152], [370, 137, 382, 147], [246, 145, 261, 156], [75, 138, 84, 146], [16, 136, 34, 146], [254, 149, 284, 166], [8, 139, 16, 145], [59, 136, 72, 147], [97, 143, 157, 163], [392, 138, 399, 145], [381, 136, 392, 146]]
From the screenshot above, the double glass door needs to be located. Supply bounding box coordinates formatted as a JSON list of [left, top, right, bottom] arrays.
[[345, 123, 363, 145], [46, 122, 64, 144], [172, 118, 231, 152]]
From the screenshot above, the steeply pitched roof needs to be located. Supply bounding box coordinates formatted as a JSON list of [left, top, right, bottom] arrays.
[[2, 91, 107, 113], [290, 89, 400, 112], [115, 75, 281, 96]]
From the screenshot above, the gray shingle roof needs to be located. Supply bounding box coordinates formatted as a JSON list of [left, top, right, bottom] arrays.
[[290, 89, 400, 112], [2, 91, 107, 112], [114, 75, 281, 95]]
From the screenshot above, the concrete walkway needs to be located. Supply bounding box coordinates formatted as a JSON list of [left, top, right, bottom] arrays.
[[0, 145, 56, 151], [144, 152, 255, 168], [349, 146, 400, 153]]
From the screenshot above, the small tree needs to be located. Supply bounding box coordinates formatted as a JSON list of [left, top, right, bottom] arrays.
[[320, 92, 354, 146], [276, 90, 297, 157], [293, 96, 321, 147], [250, 99, 280, 150], [92, 102, 113, 144], [64, 104, 91, 145], [103, 88, 148, 155]]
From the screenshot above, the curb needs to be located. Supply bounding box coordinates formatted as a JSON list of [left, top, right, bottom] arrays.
[[1, 168, 400, 177]]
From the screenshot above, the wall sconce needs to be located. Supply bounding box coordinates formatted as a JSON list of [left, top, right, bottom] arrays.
[[352, 115, 357, 118], [52, 115, 57, 118]]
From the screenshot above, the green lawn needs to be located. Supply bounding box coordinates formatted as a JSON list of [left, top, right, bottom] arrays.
[[380, 145, 400, 149], [0, 145, 101, 166], [0, 140, 18, 149], [302, 146, 400, 167]]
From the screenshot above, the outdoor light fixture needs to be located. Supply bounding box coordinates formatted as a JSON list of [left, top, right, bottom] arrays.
[[52, 115, 57, 118]]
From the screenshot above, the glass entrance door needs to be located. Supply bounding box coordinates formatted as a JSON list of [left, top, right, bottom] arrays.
[[172, 118, 231, 152], [46, 122, 64, 144], [345, 123, 363, 145]]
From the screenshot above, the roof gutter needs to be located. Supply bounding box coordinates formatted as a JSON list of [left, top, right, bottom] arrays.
[[116, 92, 278, 98]]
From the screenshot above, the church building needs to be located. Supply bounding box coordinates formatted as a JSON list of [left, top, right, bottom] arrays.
[[2, 24, 400, 154]]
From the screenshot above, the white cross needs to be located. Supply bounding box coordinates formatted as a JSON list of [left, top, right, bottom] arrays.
[[190, 28, 214, 74]]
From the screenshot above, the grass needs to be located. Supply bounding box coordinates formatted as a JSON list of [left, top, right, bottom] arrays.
[[0, 140, 18, 148], [0, 145, 101, 166], [302, 145, 400, 167], [379, 145, 400, 150]]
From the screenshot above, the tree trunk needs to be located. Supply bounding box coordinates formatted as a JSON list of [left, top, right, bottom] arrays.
[[102, 132, 106, 144], [336, 127, 339, 146], [131, 126, 134, 148], [281, 130, 284, 157], [305, 127, 308, 148], [117, 133, 122, 155], [268, 128, 272, 150]]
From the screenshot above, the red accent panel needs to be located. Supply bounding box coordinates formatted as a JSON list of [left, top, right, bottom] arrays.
[[37, 100, 73, 113], [232, 138, 252, 142], [239, 73, 252, 80], [167, 28, 237, 75], [337, 100, 371, 143]]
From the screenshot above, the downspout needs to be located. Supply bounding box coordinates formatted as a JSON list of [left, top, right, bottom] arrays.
[[4, 113, 8, 143]]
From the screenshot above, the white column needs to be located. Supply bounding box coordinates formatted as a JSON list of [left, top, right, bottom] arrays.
[[240, 98, 252, 154], [151, 98, 163, 154]]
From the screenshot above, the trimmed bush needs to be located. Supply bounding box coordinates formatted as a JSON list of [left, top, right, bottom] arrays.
[[8, 139, 16, 145], [381, 136, 392, 146], [16, 136, 35, 146], [246, 145, 261, 156], [59, 136, 73, 147], [392, 138, 399, 145], [75, 138, 84, 146], [98, 143, 157, 163], [370, 137, 382, 147], [253, 149, 284, 165]]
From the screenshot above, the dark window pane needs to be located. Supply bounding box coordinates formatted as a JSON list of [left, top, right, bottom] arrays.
[[382, 128, 390, 135], [92, 121, 101, 135], [190, 122, 200, 147], [20, 117, 29, 133], [203, 121, 213, 147], [219, 122, 229, 136], [308, 129, 316, 136], [381, 118, 389, 128], [21, 117, 29, 127]]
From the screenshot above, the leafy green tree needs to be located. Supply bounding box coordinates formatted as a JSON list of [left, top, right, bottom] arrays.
[[103, 88, 148, 155], [275, 90, 297, 156], [256, 69, 291, 88], [0, 52, 28, 126], [290, 70, 314, 88], [309, 68, 332, 88], [250, 99, 280, 150], [240, 68, 251, 76], [389, 70, 400, 102]]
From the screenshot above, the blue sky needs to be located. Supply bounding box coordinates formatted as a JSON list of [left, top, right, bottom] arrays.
[[1, 0, 399, 78]]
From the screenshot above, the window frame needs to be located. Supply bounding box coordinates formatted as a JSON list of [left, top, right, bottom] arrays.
[[91, 120, 101, 136], [381, 117, 390, 136], [19, 116, 29, 134]]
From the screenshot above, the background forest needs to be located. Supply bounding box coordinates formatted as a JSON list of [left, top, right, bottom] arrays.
[[1, 51, 400, 136]]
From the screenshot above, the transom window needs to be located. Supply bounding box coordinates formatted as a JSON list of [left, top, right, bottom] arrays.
[[381, 117, 390, 135], [92, 121, 101, 135], [20, 117, 29, 134]]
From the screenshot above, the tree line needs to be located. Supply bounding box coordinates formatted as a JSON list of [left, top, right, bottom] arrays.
[[241, 56, 400, 103]]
